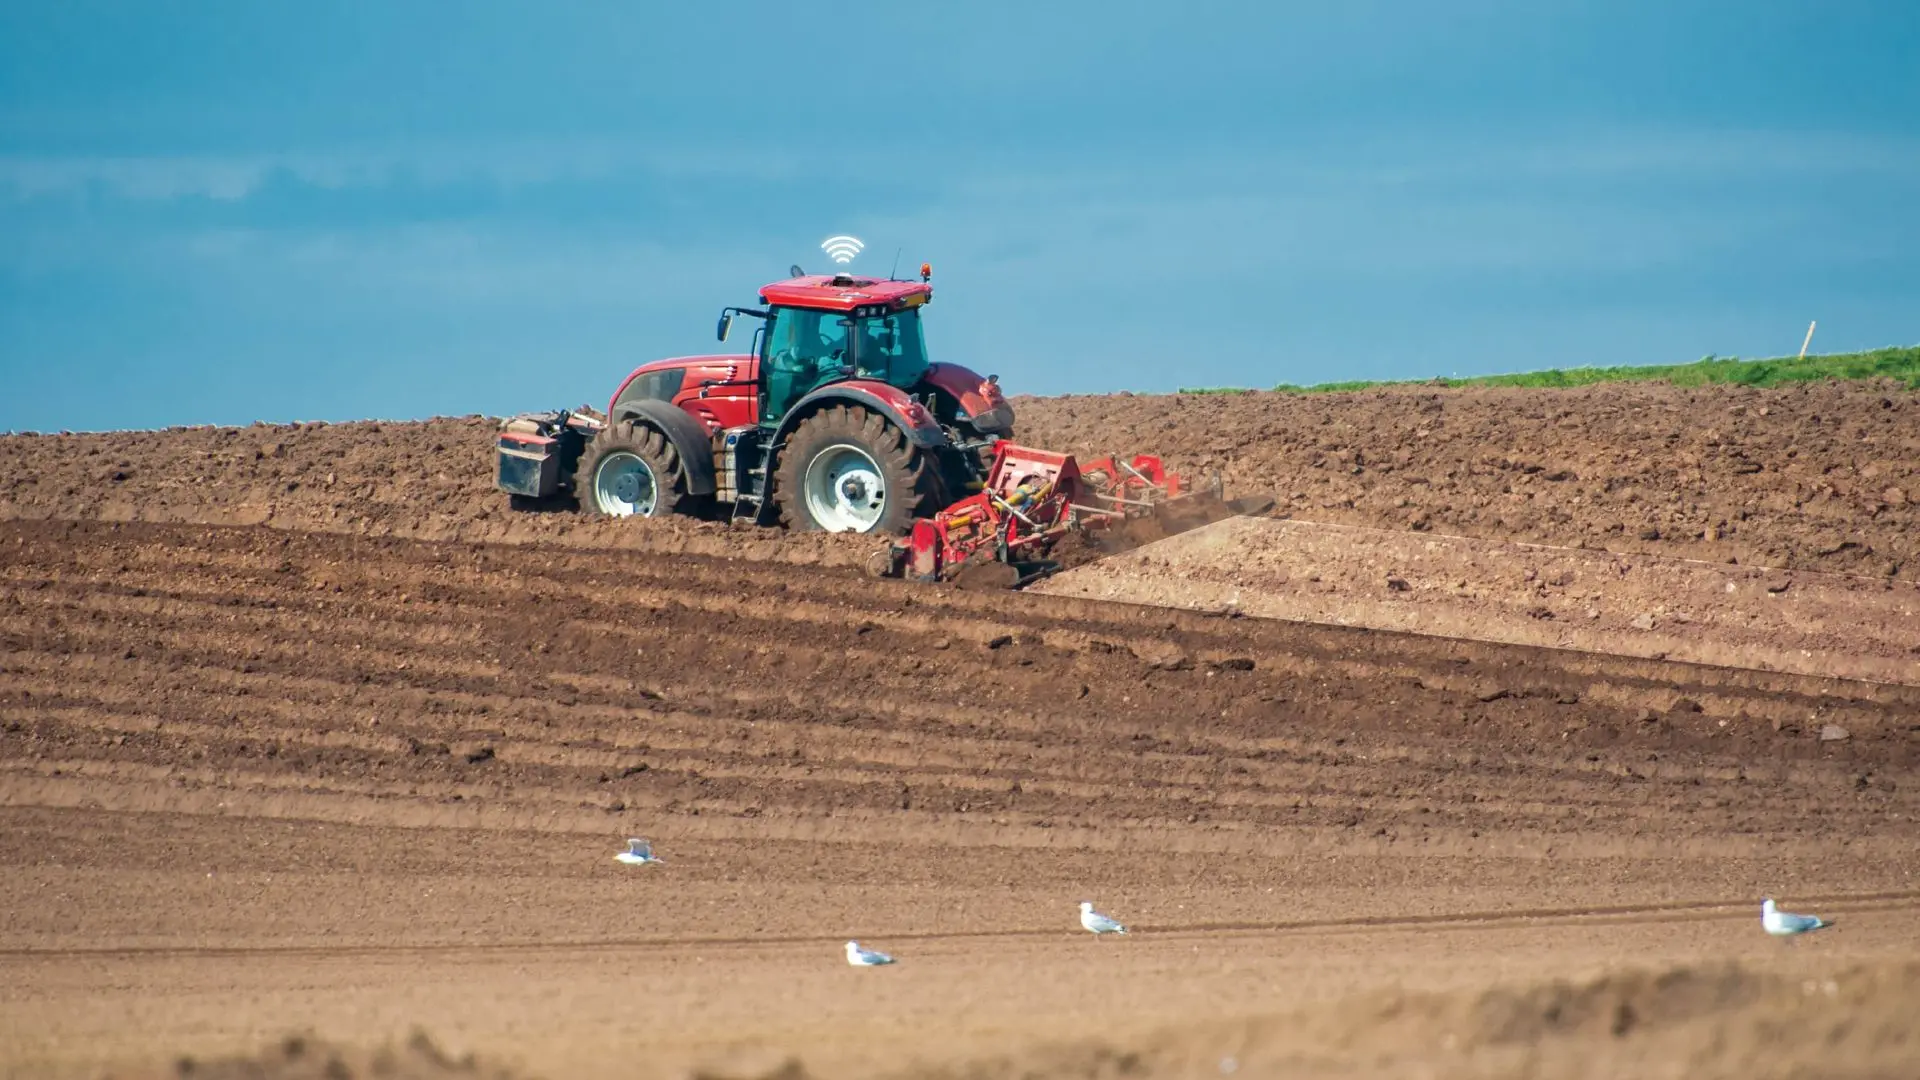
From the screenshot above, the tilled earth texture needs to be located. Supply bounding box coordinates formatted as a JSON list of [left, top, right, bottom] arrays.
[[3, 379, 1919, 1080]]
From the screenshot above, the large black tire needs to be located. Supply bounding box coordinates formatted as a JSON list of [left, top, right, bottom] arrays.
[[774, 405, 935, 534], [573, 421, 686, 520]]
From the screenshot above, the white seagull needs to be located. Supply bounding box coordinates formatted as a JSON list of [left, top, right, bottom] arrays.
[[614, 838, 663, 866], [1080, 901, 1128, 936], [845, 940, 895, 967], [1761, 898, 1832, 938]]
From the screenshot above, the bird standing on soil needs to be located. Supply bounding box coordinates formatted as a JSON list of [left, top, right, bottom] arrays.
[[1080, 901, 1128, 936], [845, 941, 895, 966], [614, 838, 663, 866], [1761, 898, 1832, 938]]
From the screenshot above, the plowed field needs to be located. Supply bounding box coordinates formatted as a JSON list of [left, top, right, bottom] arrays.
[[5, 380, 1918, 579], [3, 380, 1919, 1079]]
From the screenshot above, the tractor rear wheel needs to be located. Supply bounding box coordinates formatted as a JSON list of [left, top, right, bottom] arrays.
[[574, 421, 685, 519], [775, 405, 933, 534]]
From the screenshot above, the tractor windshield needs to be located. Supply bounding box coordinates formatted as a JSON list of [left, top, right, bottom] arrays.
[[850, 309, 930, 390]]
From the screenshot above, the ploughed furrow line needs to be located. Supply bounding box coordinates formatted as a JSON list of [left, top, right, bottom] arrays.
[[3, 521, 1915, 847], [0, 580, 1889, 834], [15, 669, 1749, 839], [4, 696, 1848, 849], [5, 527, 1911, 774], [11, 524, 1911, 743], [7, 523, 1911, 740], [5, 605, 1870, 812], [6, 597, 1907, 796]]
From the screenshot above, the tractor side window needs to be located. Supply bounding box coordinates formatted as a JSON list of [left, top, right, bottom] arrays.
[[769, 308, 849, 367], [851, 309, 930, 389], [762, 308, 852, 424]]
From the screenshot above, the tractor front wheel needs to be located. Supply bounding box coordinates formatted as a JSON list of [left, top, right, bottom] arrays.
[[574, 421, 686, 519], [775, 406, 932, 534]]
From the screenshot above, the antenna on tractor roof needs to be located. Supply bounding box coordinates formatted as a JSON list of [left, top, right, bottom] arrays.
[[789, 263, 804, 278], [889, 247, 902, 281]]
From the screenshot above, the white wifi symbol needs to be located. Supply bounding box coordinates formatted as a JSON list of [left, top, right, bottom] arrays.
[[821, 235, 865, 264]]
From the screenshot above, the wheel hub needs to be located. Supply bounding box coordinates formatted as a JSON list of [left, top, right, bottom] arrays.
[[803, 443, 886, 532], [593, 451, 658, 517]]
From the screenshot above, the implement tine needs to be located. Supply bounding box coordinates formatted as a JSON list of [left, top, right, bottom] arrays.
[[990, 492, 1042, 529], [1117, 457, 1157, 487], [1118, 457, 1174, 500]]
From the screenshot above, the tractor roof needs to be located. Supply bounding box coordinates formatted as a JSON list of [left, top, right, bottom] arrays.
[[758, 273, 932, 313]]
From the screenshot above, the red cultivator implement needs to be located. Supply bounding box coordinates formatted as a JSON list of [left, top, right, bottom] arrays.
[[874, 441, 1220, 588]]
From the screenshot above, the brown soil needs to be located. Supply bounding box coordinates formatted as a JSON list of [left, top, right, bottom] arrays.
[[3, 378, 1920, 1079], [112, 962, 1920, 1080], [1038, 516, 1920, 684], [1016, 380, 1920, 580], [0, 415, 881, 569], [1048, 492, 1252, 572], [143, 1031, 524, 1080], [2, 379, 1916, 579], [940, 960, 1920, 1080], [4, 519, 1918, 1078]]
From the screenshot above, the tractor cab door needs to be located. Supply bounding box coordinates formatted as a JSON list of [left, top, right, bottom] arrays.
[[760, 306, 851, 427]]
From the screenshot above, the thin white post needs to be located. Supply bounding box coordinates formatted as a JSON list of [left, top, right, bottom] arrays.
[[1799, 320, 1817, 358]]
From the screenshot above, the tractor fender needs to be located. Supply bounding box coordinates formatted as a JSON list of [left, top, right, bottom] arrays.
[[771, 382, 948, 451], [922, 362, 1015, 435], [611, 398, 718, 496]]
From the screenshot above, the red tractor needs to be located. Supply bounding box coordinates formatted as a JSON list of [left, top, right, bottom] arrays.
[[496, 264, 1240, 584]]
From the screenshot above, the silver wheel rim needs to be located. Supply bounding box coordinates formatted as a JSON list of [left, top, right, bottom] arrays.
[[802, 443, 886, 532], [593, 451, 658, 517]]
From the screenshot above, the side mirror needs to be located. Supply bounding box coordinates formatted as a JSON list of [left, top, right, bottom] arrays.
[[716, 311, 733, 341]]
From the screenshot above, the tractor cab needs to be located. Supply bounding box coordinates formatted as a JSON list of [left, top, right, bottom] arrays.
[[724, 270, 935, 429]]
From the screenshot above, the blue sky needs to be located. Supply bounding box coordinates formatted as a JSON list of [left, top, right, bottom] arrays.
[[2, 1, 1916, 432]]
